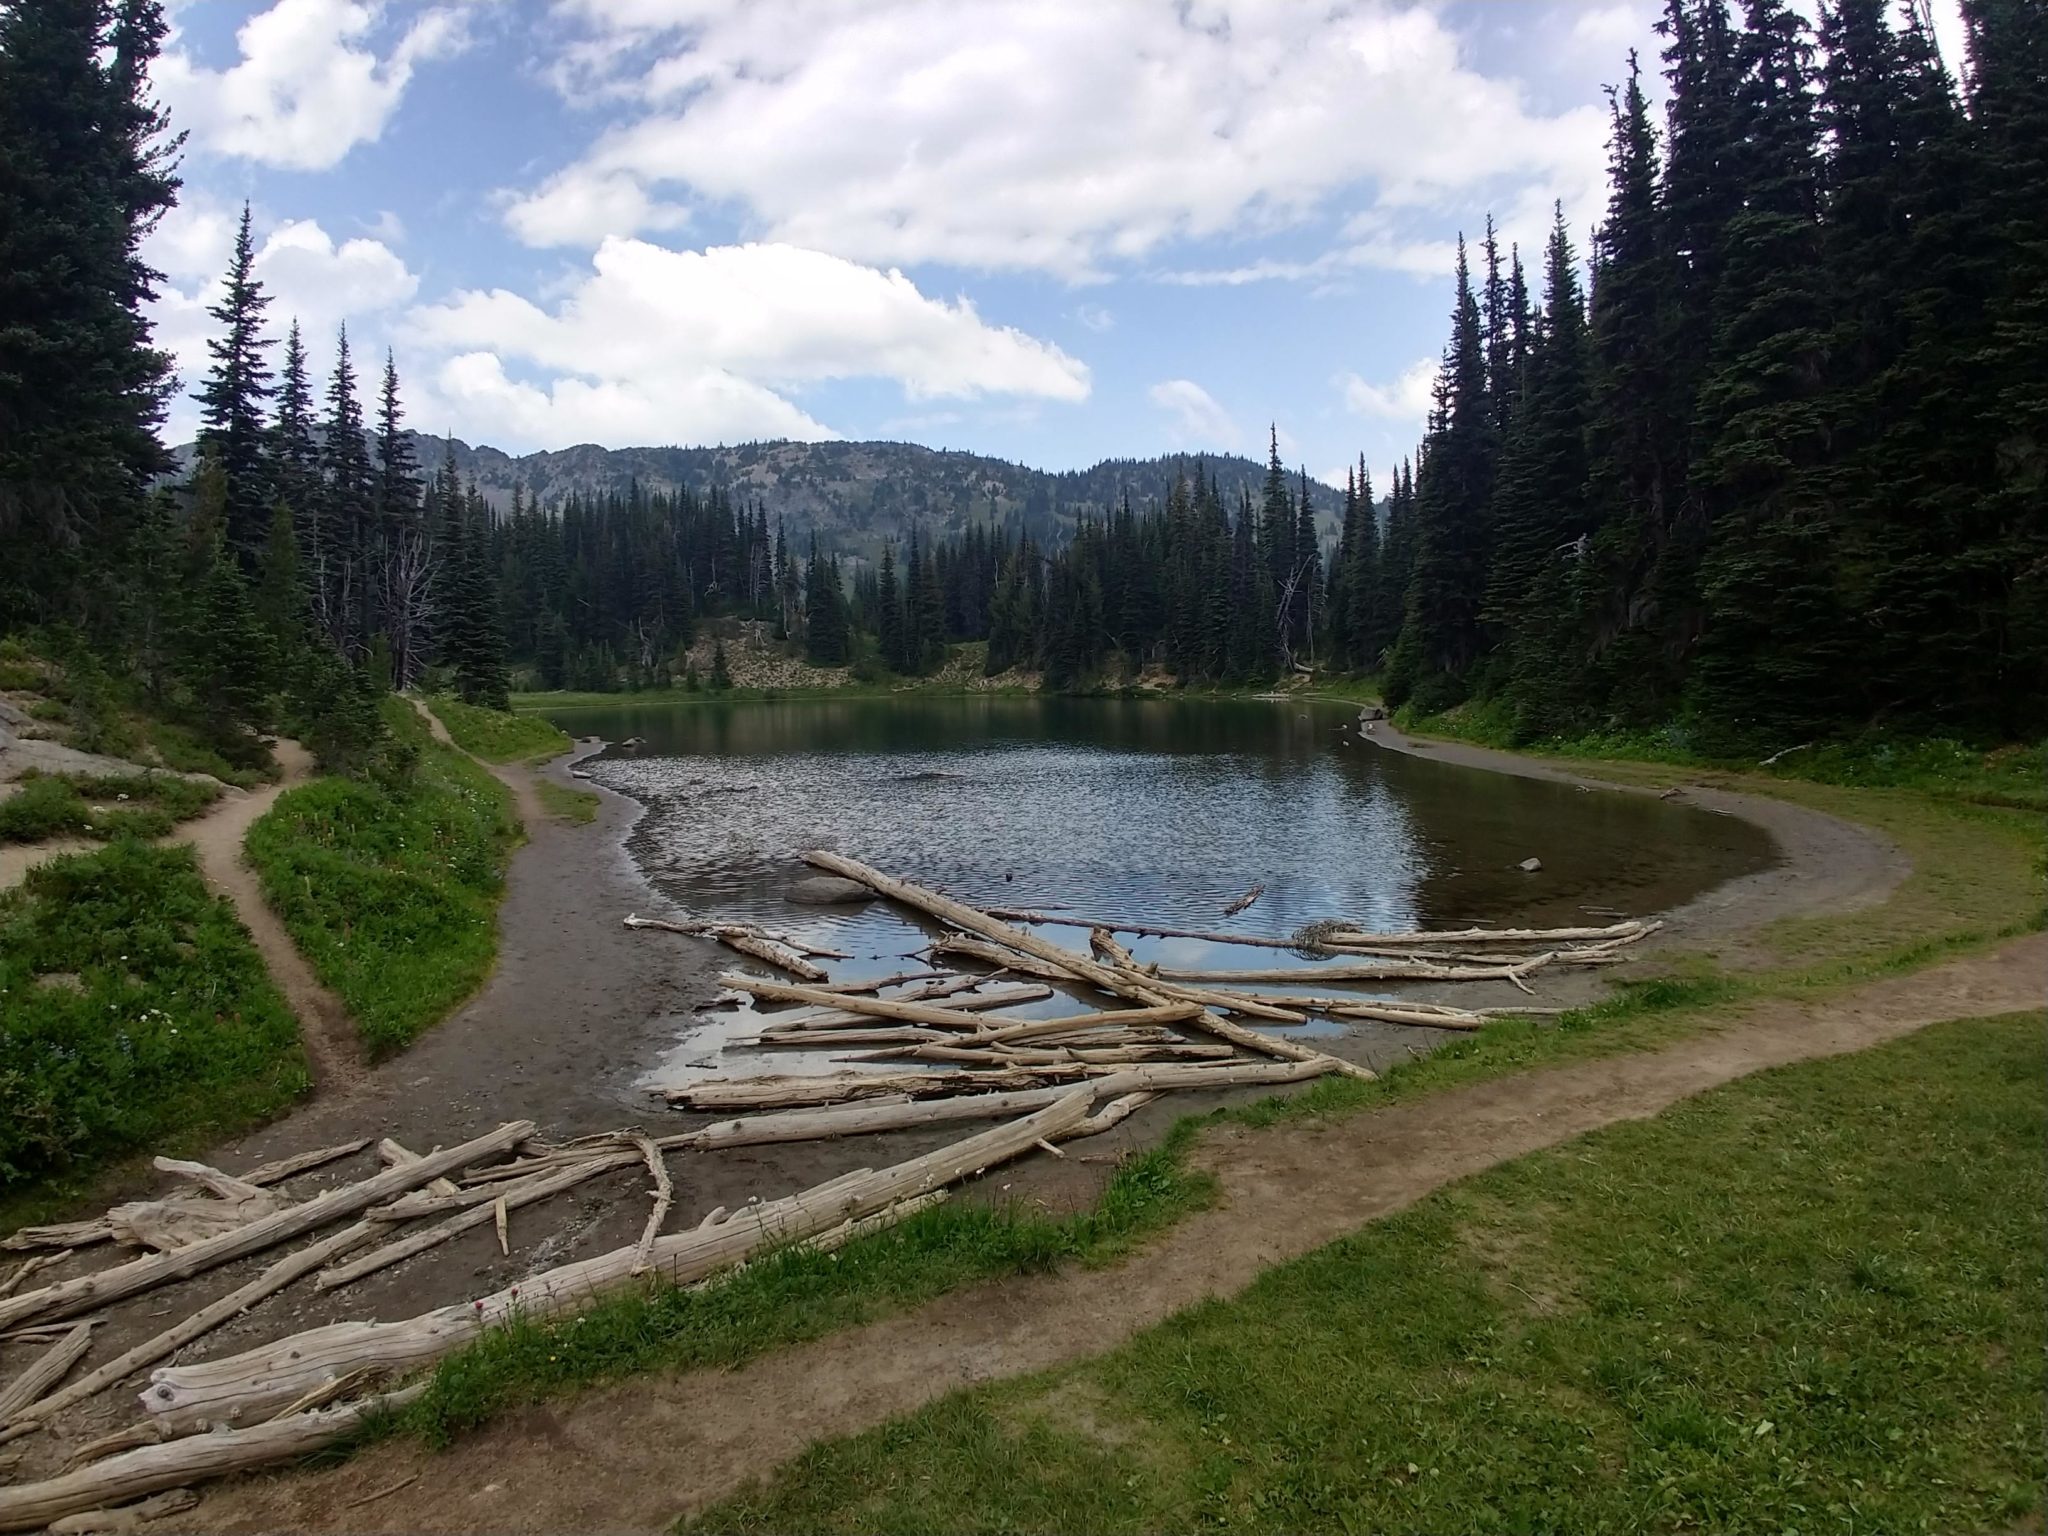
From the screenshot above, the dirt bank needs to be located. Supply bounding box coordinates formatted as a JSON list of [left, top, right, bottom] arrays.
[[1361, 718, 1909, 946], [169, 933, 2046, 1535]]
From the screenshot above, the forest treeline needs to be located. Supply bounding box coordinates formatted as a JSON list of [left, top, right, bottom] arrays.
[[2, 0, 2040, 760]]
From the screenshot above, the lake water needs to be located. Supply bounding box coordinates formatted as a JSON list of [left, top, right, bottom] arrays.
[[545, 697, 1776, 1081]]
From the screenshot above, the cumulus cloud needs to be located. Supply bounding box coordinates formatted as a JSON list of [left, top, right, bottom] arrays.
[[501, 0, 1612, 278], [1340, 356, 1437, 427], [406, 237, 1090, 450], [147, 200, 420, 442], [156, 0, 473, 170], [1148, 379, 1240, 451]]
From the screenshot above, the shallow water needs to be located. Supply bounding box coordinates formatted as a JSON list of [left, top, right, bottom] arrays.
[[546, 697, 1776, 1083]]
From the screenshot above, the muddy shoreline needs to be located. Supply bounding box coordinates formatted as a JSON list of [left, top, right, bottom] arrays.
[[2, 716, 1909, 1482]]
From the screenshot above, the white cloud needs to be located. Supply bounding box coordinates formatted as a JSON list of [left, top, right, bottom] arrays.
[[146, 200, 420, 443], [156, 0, 473, 170], [1340, 356, 1437, 425], [1074, 304, 1116, 333], [1148, 379, 1239, 451], [406, 237, 1089, 450], [504, 0, 1613, 277]]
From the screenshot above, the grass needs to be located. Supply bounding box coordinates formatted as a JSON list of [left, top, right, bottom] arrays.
[[383, 1122, 1213, 1450], [0, 769, 219, 845], [245, 698, 521, 1057], [690, 1008, 2046, 1536], [1404, 696, 2048, 812], [425, 695, 572, 764], [0, 840, 309, 1211], [536, 779, 600, 823]]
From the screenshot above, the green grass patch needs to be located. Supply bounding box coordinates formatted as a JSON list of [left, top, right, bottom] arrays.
[[0, 841, 308, 1207], [692, 1009, 2047, 1536], [0, 770, 219, 845], [245, 699, 520, 1057], [536, 779, 599, 824], [426, 695, 572, 764], [380, 1123, 1212, 1451]]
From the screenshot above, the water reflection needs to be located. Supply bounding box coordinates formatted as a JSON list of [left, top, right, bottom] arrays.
[[546, 697, 1775, 1083]]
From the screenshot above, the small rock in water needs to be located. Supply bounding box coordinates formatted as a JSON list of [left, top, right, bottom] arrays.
[[787, 875, 876, 905], [1518, 856, 1543, 873]]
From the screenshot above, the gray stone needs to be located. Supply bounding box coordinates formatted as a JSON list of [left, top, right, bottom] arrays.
[[1518, 857, 1543, 873], [787, 875, 876, 905]]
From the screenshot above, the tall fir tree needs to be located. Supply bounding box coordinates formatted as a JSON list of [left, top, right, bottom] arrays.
[[194, 202, 273, 565], [317, 326, 373, 653]]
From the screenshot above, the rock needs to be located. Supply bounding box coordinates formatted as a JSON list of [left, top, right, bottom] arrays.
[[1518, 857, 1543, 873], [787, 875, 876, 906]]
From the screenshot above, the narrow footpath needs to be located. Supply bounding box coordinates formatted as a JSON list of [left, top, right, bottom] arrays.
[[172, 929, 2046, 1535]]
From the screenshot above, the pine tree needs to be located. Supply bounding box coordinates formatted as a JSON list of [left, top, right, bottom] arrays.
[[709, 639, 731, 690], [194, 202, 273, 565], [1291, 469, 1322, 664], [1259, 425, 1295, 662], [270, 320, 320, 569], [0, 0, 182, 630], [318, 326, 373, 652], [876, 541, 904, 672]]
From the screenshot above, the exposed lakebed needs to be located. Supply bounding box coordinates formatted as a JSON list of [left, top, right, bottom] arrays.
[[544, 697, 1777, 1084]]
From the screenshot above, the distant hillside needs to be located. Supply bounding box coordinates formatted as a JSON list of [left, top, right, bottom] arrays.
[[170, 435, 1354, 553]]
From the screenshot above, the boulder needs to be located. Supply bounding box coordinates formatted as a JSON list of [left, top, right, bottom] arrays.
[[787, 875, 876, 906], [1518, 857, 1543, 873]]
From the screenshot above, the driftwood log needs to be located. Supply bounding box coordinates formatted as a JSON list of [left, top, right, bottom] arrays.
[[665, 1066, 1099, 1112], [721, 976, 1054, 1029], [0, 1122, 534, 1332], [804, 852, 1372, 1082], [0, 1323, 93, 1421], [0, 1385, 427, 1534], [141, 1091, 1096, 1432], [620, 913, 847, 960]]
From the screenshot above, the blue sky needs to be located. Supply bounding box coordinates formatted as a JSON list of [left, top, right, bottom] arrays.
[[146, 0, 1967, 491]]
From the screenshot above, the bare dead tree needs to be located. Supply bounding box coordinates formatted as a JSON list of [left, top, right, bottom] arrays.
[[375, 527, 439, 688]]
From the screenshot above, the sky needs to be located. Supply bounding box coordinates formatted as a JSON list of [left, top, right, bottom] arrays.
[[145, 0, 1968, 492]]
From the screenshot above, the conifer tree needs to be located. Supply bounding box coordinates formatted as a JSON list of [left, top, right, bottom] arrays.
[[194, 203, 273, 564], [0, 0, 181, 629], [1342, 459, 1381, 668], [270, 320, 320, 569], [876, 541, 904, 672], [318, 327, 373, 652]]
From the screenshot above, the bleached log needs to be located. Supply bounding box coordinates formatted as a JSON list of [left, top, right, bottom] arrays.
[[0, 1322, 92, 1420], [629, 1136, 673, 1276], [45, 1486, 198, 1534], [140, 1092, 1095, 1432], [1223, 881, 1266, 916], [377, 1140, 460, 1199], [720, 975, 1054, 1029], [929, 935, 1086, 984], [974, 1003, 1202, 1044], [4, 1222, 380, 1429], [0, 1256, 63, 1298], [798, 969, 946, 995], [621, 913, 848, 960], [984, 908, 1319, 949], [1149, 957, 1547, 985], [0, 1121, 534, 1332], [234, 1139, 372, 1186], [106, 1188, 284, 1253], [1056, 1091, 1155, 1141], [0, 1223, 113, 1255], [1125, 974, 1308, 1023], [145, 1161, 267, 1204], [373, 1148, 639, 1222], [1089, 1059, 1335, 1095], [807, 850, 1373, 1082], [665, 1066, 1097, 1113], [738, 1026, 956, 1049], [319, 1156, 635, 1293], [0, 1385, 426, 1534], [683, 1086, 1078, 1149], [1319, 920, 1652, 947]]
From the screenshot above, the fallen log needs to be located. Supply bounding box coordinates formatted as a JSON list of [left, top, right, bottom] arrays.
[[320, 1156, 636, 1292], [737, 1026, 956, 1049], [621, 913, 848, 960], [0, 1223, 109, 1255], [47, 1486, 198, 1534], [233, 1139, 373, 1187], [1125, 974, 1308, 1023], [1149, 956, 1547, 985], [376, 1140, 460, 1199], [0, 1322, 92, 1421], [974, 1003, 1202, 1044], [665, 1066, 1098, 1113], [0, 1385, 427, 1534], [373, 1148, 639, 1223], [803, 853, 1371, 1082], [984, 908, 1325, 950], [0, 1256, 63, 1298], [0, 1122, 534, 1332], [1057, 1090, 1155, 1141], [720, 976, 1054, 1029], [4, 1221, 380, 1429], [629, 1136, 672, 1276], [1318, 920, 1652, 948], [683, 1086, 1079, 1149], [929, 935, 1089, 984], [796, 969, 946, 995], [140, 1092, 1095, 1432]]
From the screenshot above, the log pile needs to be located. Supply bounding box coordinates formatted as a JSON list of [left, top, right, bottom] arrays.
[[0, 855, 1656, 1527]]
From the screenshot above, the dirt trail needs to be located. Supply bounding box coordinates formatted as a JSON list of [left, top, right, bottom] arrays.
[[407, 695, 549, 831], [0, 739, 368, 1091], [174, 930, 2046, 1536]]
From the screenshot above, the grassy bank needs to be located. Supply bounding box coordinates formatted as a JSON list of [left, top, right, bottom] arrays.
[[694, 1009, 2046, 1535], [0, 841, 308, 1221], [536, 780, 599, 823], [0, 769, 219, 845], [425, 695, 572, 764], [386, 1123, 1212, 1450], [245, 699, 520, 1057]]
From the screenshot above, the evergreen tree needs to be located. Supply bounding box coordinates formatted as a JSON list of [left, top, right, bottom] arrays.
[[270, 320, 320, 571], [0, 0, 182, 630], [194, 202, 273, 564], [317, 326, 372, 652], [876, 541, 904, 672], [709, 639, 731, 690]]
